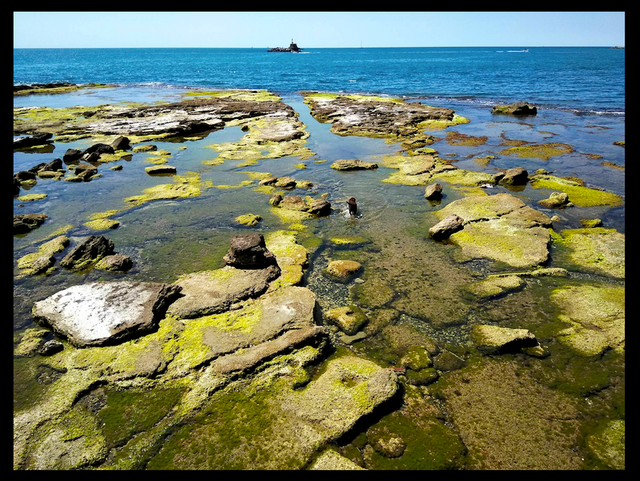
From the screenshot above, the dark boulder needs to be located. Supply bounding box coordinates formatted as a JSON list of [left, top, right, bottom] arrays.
[[223, 233, 278, 269], [60, 235, 115, 270], [110, 136, 131, 151], [14, 213, 48, 234], [491, 101, 537, 116], [63, 148, 83, 164], [13, 132, 54, 150]]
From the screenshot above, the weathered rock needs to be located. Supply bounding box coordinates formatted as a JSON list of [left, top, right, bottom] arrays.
[[13, 132, 54, 149], [466, 275, 526, 299], [38, 339, 64, 356], [499, 166, 529, 185], [94, 254, 133, 272], [63, 148, 83, 164], [326, 260, 362, 278], [306, 198, 331, 216], [74, 162, 98, 181], [32, 281, 182, 347], [269, 193, 283, 206], [14, 170, 37, 182], [167, 265, 281, 319], [424, 183, 443, 200], [491, 101, 537, 116], [325, 305, 368, 335], [43, 158, 63, 171], [273, 176, 297, 189], [331, 159, 378, 171], [310, 449, 366, 470], [145, 165, 177, 175], [429, 214, 464, 240], [60, 235, 114, 270], [14, 213, 48, 234], [471, 324, 539, 354], [281, 195, 307, 211], [110, 136, 131, 150], [222, 233, 278, 269], [538, 191, 570, 208], [434, 193, 553, 268]]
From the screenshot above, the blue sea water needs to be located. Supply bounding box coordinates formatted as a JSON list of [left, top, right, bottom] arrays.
[[13, 47, 625, 114]]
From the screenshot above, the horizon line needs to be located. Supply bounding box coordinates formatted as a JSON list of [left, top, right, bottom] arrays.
[[14, 45, 624, 49]]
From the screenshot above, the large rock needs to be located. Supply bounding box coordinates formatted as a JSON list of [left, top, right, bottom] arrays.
[[167, 265, 281, 319], [14, 213, 48, 235], [32, 281, 182, 347], [429, 214, 464, 240], [471, 324, 539, 354], [60, 235, 114, 270], [434, 193, 553, 268], [491, 101, 537, 116], [13, 132, 54, 149], [222, 233, 278, 269], [330, 159, 378, 171]]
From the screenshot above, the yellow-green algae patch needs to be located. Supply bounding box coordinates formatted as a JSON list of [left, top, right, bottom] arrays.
[[235, 213, 262, 226], [16, 235, 69, 276], [551, 284, 625, 356], [124, 171, 211, 206], [499, 142, 575, 160], [530, 174, 623, 207], [182, 89, 281, 102], [17, 193, 48, 202], [265, 230, 309, 288], [552, 227, 624, 278]]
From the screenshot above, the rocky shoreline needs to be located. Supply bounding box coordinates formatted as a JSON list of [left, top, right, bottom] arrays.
[[14, 86, 624, 470]]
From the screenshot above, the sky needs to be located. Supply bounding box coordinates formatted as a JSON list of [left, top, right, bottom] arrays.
[[13, 11, 625, 48]]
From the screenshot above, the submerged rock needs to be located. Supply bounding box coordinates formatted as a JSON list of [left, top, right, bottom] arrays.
[[14, 213, 48, 235], [471, 324, 539, 354], [325, 305, 368, 335], [326, 260, 362, 278], [32, 281, 182, 347]]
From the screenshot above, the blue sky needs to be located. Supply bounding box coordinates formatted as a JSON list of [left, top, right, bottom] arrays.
[[14, 11, 625, 48]]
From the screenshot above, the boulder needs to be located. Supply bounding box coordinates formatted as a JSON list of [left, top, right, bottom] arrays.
[[167, 265, 281, 319], [424, 183, 443, 200], [14, 213, 48, 234], [491, 101, 537, 116], [63, 148, 83, 164], [43, 158, 63, 171], [538, 192, 570, 208], [306, 198, 331, 216], [281, 195, 308, 211], [222, 233, 278, 269], [499, 166, 529, 185], [95, 254, 133, 272], [31, 281, 182, 347], [325, 305, 368, 335], [74, 162, 98, 181], [274, 176, 297, 189], [429, 214, 464, 240], [471, 324, 539, 354], [269, 193, 283, 206], [13, 132, 54, 149], [145, 165, 177, 175], [331, 159, 378, 171], [110, 136, 131, 150], [60, 235, 114, 270]]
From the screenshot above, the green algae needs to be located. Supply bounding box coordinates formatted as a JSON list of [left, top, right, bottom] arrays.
[[499, 142, 575, 160], [123, 171, 211, 206], [552, 227, 624, 278], [530, 174, 623, 207], [17, 193, 48, 202], [183, 89, 281, 102], [235, 213, 262, 226]]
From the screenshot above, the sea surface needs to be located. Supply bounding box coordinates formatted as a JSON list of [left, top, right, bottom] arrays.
[[13, 46, 625, 470], [14, 47, 625, 114]]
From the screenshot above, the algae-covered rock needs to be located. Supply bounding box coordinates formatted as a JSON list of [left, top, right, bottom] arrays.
[[466, 275, 525, 300], [32, 281, 181, 347], [310, 449, 366, 470], [551, 284, 624, 356], [553, 227, 624, 278], [491, 101, 537, 116], [264, 230, 309, 288], [499, 142, 574, 161], [14, 213, 48, 235], [16, 235, 69, 277], [325, 305, 368, 335], [435, 193, 553, 268], [167, 265, 280, 319], [330, 159, 379, 171], [530, 174, 623, 207], [586, 419, 625, 469], [235, 213, 262, 227], [471, 324, 539, 354], [326, 260, 362, 278]]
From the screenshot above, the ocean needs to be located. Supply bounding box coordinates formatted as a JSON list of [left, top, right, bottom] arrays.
[[13, 47, 625, 114]]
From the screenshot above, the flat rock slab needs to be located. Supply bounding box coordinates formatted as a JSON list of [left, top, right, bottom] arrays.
[[32, 281, 182, 347], [167, 265, 280, 319]]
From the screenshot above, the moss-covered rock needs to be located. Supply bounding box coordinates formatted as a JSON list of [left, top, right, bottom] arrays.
[[530, 174, 623, 207], [465, 275, 526, 299], [499, 142, 574, 161], [586, 419, 625, 469], [552, 227, 624, 278], [551, 284, 624, 356], [435, 193, 553, 268], [325, 305, 368, 335]]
